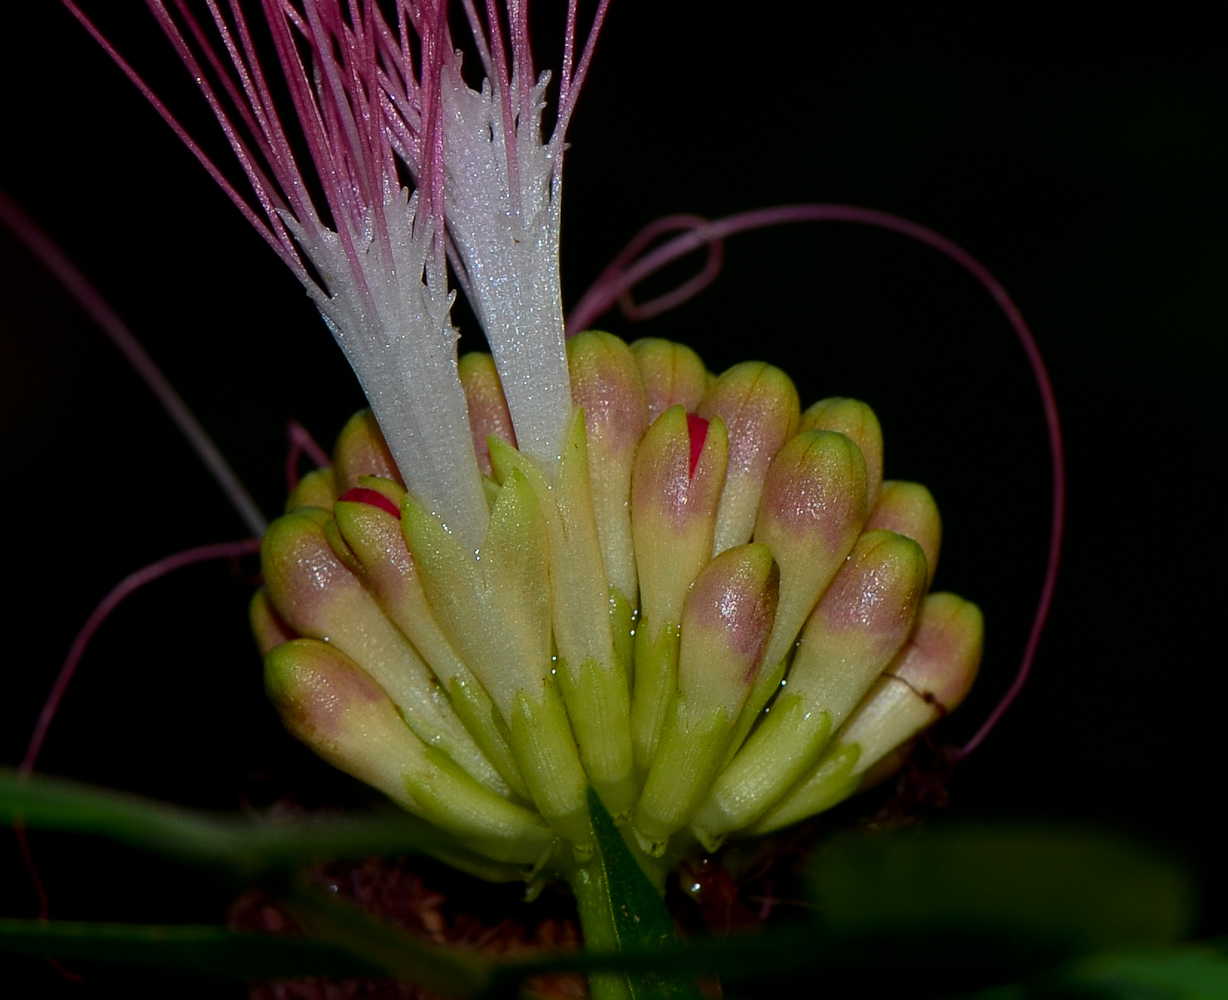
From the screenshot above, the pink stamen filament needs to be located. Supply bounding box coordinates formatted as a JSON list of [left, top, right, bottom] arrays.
[[19, 538, 263, 777], [0, 189, 269, 540], [285, 419, 331, 491]]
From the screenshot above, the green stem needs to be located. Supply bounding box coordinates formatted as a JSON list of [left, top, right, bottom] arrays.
[[567, 859, 635, 1000]]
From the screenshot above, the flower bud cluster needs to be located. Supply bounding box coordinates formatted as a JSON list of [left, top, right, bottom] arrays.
[[256, 333, 981, 874]]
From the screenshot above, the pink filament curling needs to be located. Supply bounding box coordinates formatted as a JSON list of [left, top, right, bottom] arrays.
[[20, 538, 262, 777], [285, 419, 332, 492]]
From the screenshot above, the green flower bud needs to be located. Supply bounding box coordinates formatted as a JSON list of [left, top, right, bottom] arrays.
[[333, 481, 528, 801], [800, 397, 884, 509], [489, 419, 635, 820], [333, 408, 403, 494], [730, 430, 870, 756], [262, 507, 505, 796], [568, 331, 649, 604], [698, 362, 801, 554], [249, 588, 296, 658], [865, 480, 943, 588], [284, 466, 337, 513], [751, 592, 982, 834], [629, 337, 708, 423], [458, 351, 517, 478], [265, 639, 552, 866], [630, 406, 729, 773], [635, 543, 779, 855], [691, 530, 925, 846], [631, 405, 730, 629]]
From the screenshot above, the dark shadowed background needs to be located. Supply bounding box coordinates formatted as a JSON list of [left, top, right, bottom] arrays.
[[2, 1, 1224, 995]]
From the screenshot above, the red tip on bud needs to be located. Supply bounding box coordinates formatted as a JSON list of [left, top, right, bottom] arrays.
[[339, 486, 402, 520], [687, 413, 709, 479]]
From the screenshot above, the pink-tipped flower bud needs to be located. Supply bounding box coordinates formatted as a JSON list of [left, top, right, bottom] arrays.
[[333, 408, 404, 494], [265, 639, 551, 865], [458, 351, 517, 477], [784, 530, 929, 732], [631, 405, 729, 629], [753, 592, 982, 834], [865, 480, 943, 588], [285, 467, 338, 513], [753, 430, 870, 684], [630, 337, 709, 423], [568, 331, 650, 603], [884, 591, 982, 715], [249, 588, 297, 657], [800, 397, 884, 509], [698, 362, 801, 554], [691, 530, 925, 843], [677, 543, 780, 725], [261, 507, 503, 795], [635, 544, 779, 855]]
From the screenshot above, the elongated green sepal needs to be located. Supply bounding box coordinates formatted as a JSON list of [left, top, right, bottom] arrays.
[[630, 622, 680, 777], [333, 484, 527, 799], [634, 702, 729, 857], [557, 656, 636, 820], [489, 420, 636, 814], [401, 470, 550, 722], [509, 684, 592, 852], [691, 696, 832, 850], [750, 744, 862, 834]]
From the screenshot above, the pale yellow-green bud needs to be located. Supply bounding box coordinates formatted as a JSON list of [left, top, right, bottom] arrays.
[[458, 351, 517, 478], [698, 362, 801, 554], [635, 543, 779, 856], [865, 480, 943, 588], [692, 530, 925, 847], [800, 397, 884, 509], [629, 336, 708, 423], [265, 639, 552, 866], [751, 592, 983, 834], [333, 408, 402, 494], [568, 331, 649, 604]]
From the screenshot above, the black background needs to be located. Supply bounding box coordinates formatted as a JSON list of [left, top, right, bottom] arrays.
[[1, 1, 1224, 995]]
